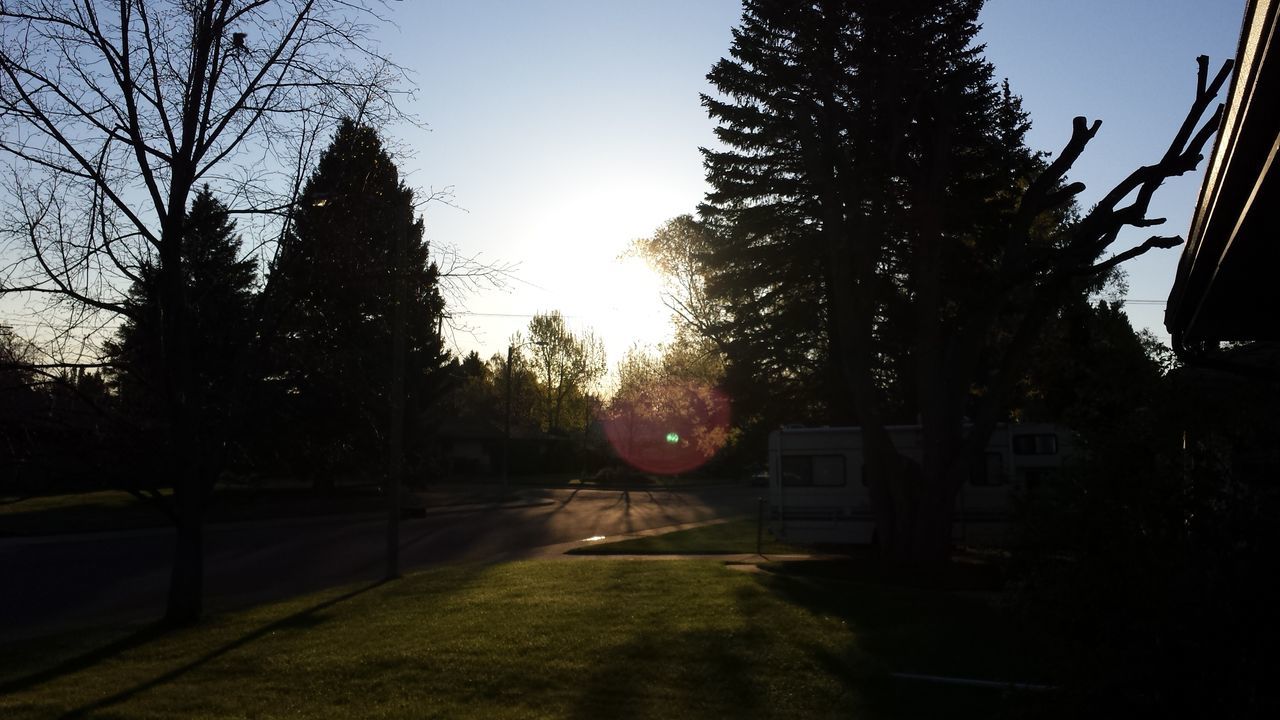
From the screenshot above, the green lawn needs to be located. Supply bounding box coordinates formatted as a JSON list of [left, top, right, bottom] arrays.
[[0, 490, 175, 535], [568, 518, 808, 555], [0, 560, 1054, 719]]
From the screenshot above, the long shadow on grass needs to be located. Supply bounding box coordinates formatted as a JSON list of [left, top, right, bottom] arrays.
[[5, 579, 386, 718], [564, 569, 763, 719], [0, 624, 172, 697], [752, 561, 1053, 686]]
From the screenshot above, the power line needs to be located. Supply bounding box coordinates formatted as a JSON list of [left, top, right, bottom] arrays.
[[450, 311, 582, 320], [2, 298, 1172, 329]]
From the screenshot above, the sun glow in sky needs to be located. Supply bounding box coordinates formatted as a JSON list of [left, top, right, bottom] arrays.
[[372, 0, 1244, 371]]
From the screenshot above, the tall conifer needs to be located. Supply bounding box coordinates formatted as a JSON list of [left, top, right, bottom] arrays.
[[265, 120, 450, 484], [106, 187, 257, 453]]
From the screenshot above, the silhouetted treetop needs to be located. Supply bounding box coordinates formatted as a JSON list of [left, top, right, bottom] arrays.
[[697, 0, 1231, 574]]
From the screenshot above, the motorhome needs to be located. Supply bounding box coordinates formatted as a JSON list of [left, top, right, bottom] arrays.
[[767, 423, 1071, 547]]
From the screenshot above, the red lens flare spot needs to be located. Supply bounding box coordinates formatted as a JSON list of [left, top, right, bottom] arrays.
[[603, 382, 731, 475]]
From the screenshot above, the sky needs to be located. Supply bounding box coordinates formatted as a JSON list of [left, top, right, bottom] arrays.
[[374, 0, 1246, 371]]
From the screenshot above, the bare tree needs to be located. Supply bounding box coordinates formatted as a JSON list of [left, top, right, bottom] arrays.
[[0, 0, 410, 625]]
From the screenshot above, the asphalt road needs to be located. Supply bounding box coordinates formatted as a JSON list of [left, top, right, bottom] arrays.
[[2, 486, 761, 641]]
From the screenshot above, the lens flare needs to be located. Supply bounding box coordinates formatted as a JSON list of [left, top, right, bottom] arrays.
[[602, 381, 731, 475]]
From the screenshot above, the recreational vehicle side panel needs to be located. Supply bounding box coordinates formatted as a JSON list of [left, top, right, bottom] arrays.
[[768, 423, 1073, 548], [768, 427, 876, 544]]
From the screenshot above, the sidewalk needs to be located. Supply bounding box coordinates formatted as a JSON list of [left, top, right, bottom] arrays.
[[501, 516, 840, 566]]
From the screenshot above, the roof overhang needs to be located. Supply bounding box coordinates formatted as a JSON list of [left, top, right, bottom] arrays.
[[1166, 0, 1280, 347]]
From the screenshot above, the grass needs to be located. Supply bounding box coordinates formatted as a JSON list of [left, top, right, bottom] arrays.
[[0, 559, 1055, 719], [568, 518, 809, 555], [0, 490, 175, 535]]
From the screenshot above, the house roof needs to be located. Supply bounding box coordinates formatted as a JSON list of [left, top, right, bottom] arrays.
[[1166, 0, 1280, 346]]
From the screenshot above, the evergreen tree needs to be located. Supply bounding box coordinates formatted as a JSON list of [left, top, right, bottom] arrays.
[[700, 0, 1228, 573], [105, 187, 257, 477], [264, 119, 451, 485]]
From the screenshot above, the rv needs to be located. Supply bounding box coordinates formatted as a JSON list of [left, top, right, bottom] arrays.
[[767, 423, 1071, 547]]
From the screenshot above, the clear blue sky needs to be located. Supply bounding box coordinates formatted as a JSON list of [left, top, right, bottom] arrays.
[[375, 0, 1245, 370]]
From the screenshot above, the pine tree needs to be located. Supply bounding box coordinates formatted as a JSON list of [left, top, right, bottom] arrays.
[[700, 0, 1227, 574], [264, 119, 451, 485], [106, 187, 257, 456]]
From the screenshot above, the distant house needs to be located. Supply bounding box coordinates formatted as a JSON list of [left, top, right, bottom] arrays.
[[429, 413, 584, 479], [434, 415, 506, 477], [1166, 0, 1279, 349]]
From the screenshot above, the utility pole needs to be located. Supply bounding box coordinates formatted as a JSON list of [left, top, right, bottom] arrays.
[[387, 215, 407, 580], [502, 340, 545, 494], [502, 343, 515, 494]]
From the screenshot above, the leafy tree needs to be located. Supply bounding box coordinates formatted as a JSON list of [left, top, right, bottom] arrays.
[[1006, 317, 1280, 716], [632, 212, 842, 459], [523, 311, 606, 434], [1, 326, 41, 492], [605, 341, 733, 475], [447, 350, 497, 419], [441, 350, 537, 432], [1015, 298, 1164, 430], [264, 119, 451, 487], [700, 0, 1231, 574], [628, 215, 730, 350], [489, 351, 541, 432], [0, 325, 35, 390]]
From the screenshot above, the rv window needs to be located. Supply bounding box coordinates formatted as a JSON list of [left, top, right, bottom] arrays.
[[781, 456, 810, 486], [1012, 434, 1058, 455], [969, 452, 1006, 486], [780, 455, 847, 486], [813, 455, 846, 486]]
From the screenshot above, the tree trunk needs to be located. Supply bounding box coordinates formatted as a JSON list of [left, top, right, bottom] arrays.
[[165, 472, 205, 626], [869, 452, 956, 585], [159, 161, 203, 624]]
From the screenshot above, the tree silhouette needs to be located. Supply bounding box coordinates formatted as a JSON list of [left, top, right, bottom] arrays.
[[0, 0, 409, 623], [523, 311, 606, 434], [264, 119, 451, 488], [700, 0, 1232, 574], [106, 188, 256, 464]]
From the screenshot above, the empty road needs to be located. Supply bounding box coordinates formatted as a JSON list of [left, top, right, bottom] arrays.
[[3, 486, 760, 640]]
